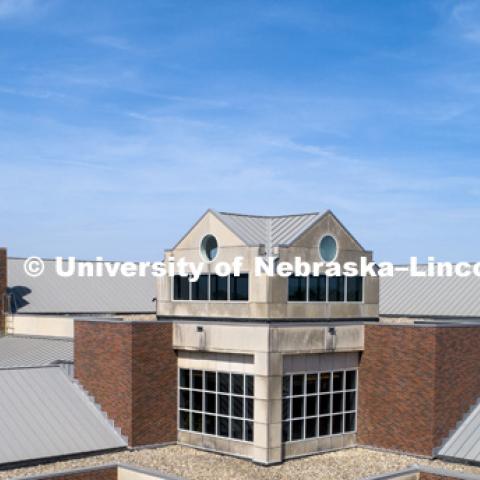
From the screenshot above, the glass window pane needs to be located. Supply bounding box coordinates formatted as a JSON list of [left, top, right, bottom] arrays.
[[282, 376, 291, 396], [179, 369, 190, 388], [218, 394, 229, 415], [282, 421, 290, 442], [232, 396, 244, 418], [179, 410, 190, 430], [309, 275, 326, 302], [205, 371, 216, 391], [191, 274, 209, 300], [328, 276, 345, 302], [288, 276, 307, 301], [292, 397, 304, 418], [306, 395, 317, 416], [345, 413, 356, 432], [332, 414, 343, 434], [320, 372, 331, 392], [218, 416, 229, 437], [320, 235, 337, 262], [306, 417, 317, 438], [333, 371, 344, 391], [347, 276, 363, 302], [174, 275, 190, 300], [245, 421, 253, 442], [346, 370, 356, 390], [210, 275, 228, 301], [319, 394, 330, 414], [306, 373, 318, 394], [245, 398, 254, 419], [192, 370, 203, 390], [205, 393, 216, 413], [179, 389, 190, 409], [232, 374, 244, 395], [319, 416, 330, 436], [204, 414, 216, 435], [192, 412, 202, 432], [231, 419, 243, 440], [246, 375, 254, 396], [192, 391, 203, 411], [218, 373, 230, 393], [282, 398, 290, 420], [345, 391, 356, 411], [292, 419, 304, 440], [230, 274, 249, 301], [333, 392, 344, 413], [292, 374, 304, 396]]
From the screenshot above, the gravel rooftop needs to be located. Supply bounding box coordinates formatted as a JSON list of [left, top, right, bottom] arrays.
[[2, 446, 480, 480]]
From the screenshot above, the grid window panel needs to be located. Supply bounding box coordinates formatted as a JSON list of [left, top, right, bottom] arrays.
[[282, 369, 357, 442], [178, 369, 254, 443]]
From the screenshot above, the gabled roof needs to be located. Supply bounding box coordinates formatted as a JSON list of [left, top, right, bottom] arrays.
[[7, 258, 156, 315], [0, 335, 72, 368], [380, 267, 480, 319], [213, 211, 323, 247], [0, 366, 126, 467]]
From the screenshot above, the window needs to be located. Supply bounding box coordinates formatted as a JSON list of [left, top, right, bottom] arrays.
[[192, 274, 209, 300], [173, 274, 249, 302], [328, 275, 345, 302], [210, 275, 228, 301], [282, 369, 357, 442], [200, 234, 218, 261], [173, 275, 190, 300], [179, 369, 254, 442], [347, 276, 363, 302], [319, 235, 337, 262], [230, 273, 249, 301], [288, 276, 307, 301], [309, 274, 326, 301]]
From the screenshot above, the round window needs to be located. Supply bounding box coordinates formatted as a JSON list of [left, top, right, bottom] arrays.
[[319, 235, 337, 262], [200, 234, 218, 261]]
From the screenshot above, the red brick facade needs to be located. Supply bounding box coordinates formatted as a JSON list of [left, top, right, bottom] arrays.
[[0, 248, 7, 334], [358, 324, 480, 456], [75, 320, 177, 447], [42, 467, 117, 480]]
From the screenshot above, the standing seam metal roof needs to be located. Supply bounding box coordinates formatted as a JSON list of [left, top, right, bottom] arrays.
[[8, 258, 156, 314], [0, 335, 73, 368], [0, 366, 126, 466]]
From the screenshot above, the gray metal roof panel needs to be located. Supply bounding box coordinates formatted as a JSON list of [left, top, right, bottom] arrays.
[[0, 336, 73, 368], [8, 258, 156, 314], [0, 366, 126, 466], [215, 211, 322, 247], [438, 398, 480, 463], [380, 268, 480, 318]]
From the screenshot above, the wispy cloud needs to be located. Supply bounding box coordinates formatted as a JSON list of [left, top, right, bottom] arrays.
[[0, 0, 42, 19], [451, 1, 480, 43], [89, 35, 135, 52]]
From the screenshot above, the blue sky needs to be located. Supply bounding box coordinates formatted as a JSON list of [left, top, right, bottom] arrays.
[[1, 0, 480, 262]]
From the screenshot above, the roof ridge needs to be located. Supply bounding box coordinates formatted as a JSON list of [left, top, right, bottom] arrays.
[[217, 211, 321, 218]]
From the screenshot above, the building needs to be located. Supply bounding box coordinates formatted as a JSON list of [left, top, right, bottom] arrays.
[[2, 209, 480, 470]]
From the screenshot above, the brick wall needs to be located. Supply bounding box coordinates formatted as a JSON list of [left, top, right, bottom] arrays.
[[419, 474, 458, 480], [0, 248, 6, 334], [358, 324, 480, 456], [75, 320, 177, 447], [43, 467, 117, 480]]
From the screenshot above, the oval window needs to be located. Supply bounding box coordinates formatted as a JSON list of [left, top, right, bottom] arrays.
[[319, 235, 337, 262], [200, 234, 218, 261]]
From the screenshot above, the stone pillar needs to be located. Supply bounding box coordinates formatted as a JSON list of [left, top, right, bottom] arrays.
[[253, 351, 283, 464]]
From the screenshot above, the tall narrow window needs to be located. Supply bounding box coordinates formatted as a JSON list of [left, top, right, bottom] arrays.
[[347, 276, 363, 302], [191, 274, 209, 300], [230, 274, 249, 301], [288, 276, 307, 301], [210, 275, 228, 301], [173, 275, 190, 300], [328, 275, 345, 302], [309, 275, 326, 302]]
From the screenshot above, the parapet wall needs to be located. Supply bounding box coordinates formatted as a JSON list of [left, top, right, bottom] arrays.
[[358, 323, 480, 456]]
